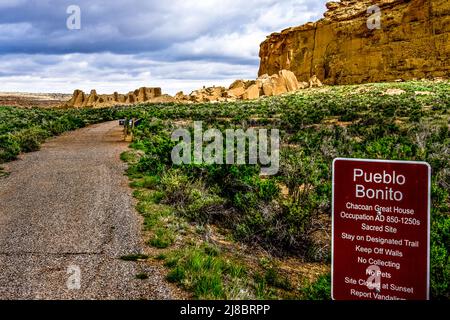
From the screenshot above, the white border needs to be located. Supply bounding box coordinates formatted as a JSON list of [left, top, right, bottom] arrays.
[[331, 158, 431, 300]]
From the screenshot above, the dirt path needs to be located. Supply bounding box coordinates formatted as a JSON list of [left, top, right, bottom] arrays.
[[0, 121, 174, 299]]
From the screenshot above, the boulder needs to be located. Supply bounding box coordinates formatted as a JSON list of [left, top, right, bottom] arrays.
[[175, 91, 189, 101], [261, 77, 274, 96], [190, 86, 227, 102], [242, 84, 260, 100], [272, 74, 289, 95], [279, 69, 299, 91], [229, 80, 246, 90], [227, 87, 245, 98], [309, 75, 323, 88], [299, 81, 309, 89]]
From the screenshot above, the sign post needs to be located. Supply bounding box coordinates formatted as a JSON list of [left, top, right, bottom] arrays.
[[332, 158, 431, 300]]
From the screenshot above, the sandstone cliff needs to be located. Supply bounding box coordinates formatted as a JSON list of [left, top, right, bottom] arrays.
[[258, 0, 450, 84]]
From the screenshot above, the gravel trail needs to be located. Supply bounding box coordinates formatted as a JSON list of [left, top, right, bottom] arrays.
[[0, 121, 174, 299]]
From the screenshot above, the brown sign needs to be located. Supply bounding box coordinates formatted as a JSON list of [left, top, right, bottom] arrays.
[[332, 158, 431, 300]]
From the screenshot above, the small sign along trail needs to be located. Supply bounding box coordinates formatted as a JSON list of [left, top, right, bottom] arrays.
[[332, 158, 431, 300]]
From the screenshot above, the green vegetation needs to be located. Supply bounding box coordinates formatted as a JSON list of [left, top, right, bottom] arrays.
[[164, 245, 248, 299], [120, 80, 449, 300], [0, 106, 117, 163], [2, 80, 449, 299], [301, 273, 332, 300]]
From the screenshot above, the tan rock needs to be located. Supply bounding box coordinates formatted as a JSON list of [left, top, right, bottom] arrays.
[[299, 81, 309, 89], [261, 77, 275, 96], [126, 93, 135, 104], [86, 89, 99, 106], [309, 75, 323, 88], [151, 94, 176, 103], [137, 87, 146, 102], [175, 91, 189, 101], [279, 69, 299, 91], [189, 86, 226, 103], [270, 74, 288, 95], [73, 89, 85, 107], [63, 86, 164, 108], [229, 80, 246, 90], [227, 87, 245, 98], [326, 1, 341, 10], [242, 84, 260, 100], [258, 0, 450, 85]]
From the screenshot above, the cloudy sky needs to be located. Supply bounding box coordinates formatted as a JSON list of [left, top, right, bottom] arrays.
[[0, 0, 328, 95]]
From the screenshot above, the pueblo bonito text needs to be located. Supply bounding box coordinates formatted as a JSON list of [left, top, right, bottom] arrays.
[[353, 169, 406, 201]]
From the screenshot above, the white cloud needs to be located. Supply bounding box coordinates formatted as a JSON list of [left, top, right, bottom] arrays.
[[0, 0, 329, 93], [0, 53, 256, 95]]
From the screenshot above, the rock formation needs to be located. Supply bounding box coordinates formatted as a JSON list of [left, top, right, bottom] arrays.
[[258, 0, 450, 85], [64, 87, 162, 108], [63, 70, 320, 107], [173, 69, 306, 103]]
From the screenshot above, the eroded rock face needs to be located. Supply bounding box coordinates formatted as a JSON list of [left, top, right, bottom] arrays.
[[64, 87, 163, 108], [258, 0, 450, 85]]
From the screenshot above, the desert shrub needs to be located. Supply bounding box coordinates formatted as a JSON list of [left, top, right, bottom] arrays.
[[0, 106, 120, 163], [430, 184, 450, 300], [164, 245, 247, 299], [0, 134, 20, 162], [15, 127, 49, 152], [149, 228, 175, 249], [364, 135, 415, 160], [134, 133, 175, 174], [184, 190, 225, 224], [183, 162, 260, 198], [118, 81, 450, 298], [255, 178, 280, 202], [279, 149, 329, 209], [263, 267, 292, 291], [301, 273, 331, 300], [141, 175, 160, 189], [160, 169, 191, 206]]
